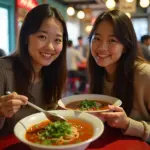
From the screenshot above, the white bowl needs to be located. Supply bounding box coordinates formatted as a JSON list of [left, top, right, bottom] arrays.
[[58, 94, 122, 113], [14, 110, 104, 150]]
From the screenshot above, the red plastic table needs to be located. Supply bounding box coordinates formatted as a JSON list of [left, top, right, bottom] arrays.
[[0, 125, 149, 150]]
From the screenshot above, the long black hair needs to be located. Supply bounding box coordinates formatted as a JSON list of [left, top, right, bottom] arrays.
[[7, 4, 68, 107], [88, 10, 139, 115]]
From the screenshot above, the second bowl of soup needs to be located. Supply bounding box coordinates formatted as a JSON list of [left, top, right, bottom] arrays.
[[58, 94, 122, 113]]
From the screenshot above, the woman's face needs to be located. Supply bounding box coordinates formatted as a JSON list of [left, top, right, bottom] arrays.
[[28, 18, 63, 71], [91, 20, 124, 73]]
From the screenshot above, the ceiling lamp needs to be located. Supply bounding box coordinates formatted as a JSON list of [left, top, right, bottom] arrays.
[[67, 7, 75, 16], [106, 0, 116, 9], [125, 12, 131, 18], [85, 25, 93, 33], [77, 10, 85, 19], [140, 0, 149, 8], [126, 0, 134, 2]]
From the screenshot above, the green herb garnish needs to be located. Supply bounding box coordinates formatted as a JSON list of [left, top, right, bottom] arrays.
[[38, 121, 72, 140], [79, 99, 102, 110]]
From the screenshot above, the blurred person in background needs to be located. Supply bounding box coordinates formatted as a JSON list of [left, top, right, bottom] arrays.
[[140, 35, 150, 61], [0, 48, 6, 57], [75, 36, 89, 58], [88, 10, 150, 142], [67, 40, 87, 93], [0, 4, 68, 136]]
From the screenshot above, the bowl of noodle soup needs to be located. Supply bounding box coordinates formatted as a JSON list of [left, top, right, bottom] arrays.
[[58, 94, 122, 113], [58, 94, 122, 122], [14, 110, 104, 150]]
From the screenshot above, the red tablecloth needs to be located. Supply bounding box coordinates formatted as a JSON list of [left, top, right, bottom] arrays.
[[0, 125, 150, 150]]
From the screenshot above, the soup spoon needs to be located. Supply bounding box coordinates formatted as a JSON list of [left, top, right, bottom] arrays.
[[6, 91, 67, 122]]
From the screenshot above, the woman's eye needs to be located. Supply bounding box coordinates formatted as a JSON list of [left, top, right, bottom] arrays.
[[38, 35, 47, 40], [55, 39, 62, 43], [93, 37, 100, 41], [109, 39, 117, 43]]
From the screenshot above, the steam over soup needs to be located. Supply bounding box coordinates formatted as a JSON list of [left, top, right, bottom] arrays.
[[26, 119, 93, 145], [65, 100, 110, 111]]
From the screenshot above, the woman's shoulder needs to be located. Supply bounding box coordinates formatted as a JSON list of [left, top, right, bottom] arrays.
[[0, 57, 14, 69], [134, 62, 150, 81]]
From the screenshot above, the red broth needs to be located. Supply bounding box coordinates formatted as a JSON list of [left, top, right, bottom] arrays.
[[26, 119, 93, 145], [65, 100, 110, 111]]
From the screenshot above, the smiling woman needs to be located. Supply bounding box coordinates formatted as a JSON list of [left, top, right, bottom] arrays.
[[91, 20, 124, 71], [0, 4, 68, 136], [88, 9, 150, 142], [28, 18, 64, 72]]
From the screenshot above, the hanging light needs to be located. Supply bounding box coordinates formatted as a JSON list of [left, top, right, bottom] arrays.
[[85, 25, 93, 33], [67, 7, 75, 16], [126, 0, 134, 3], [125, 12, 131, 18], [140, 0, 149, 8], [106, 0, 116, 9], [77, 10, 85, 19]]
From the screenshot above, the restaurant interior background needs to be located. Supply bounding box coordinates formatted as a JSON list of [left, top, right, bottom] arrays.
[[0, 0, 150, 55]]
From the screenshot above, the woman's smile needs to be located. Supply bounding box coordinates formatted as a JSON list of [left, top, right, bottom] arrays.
[[40, 52, 52, 59], [97, 53, 110, 58]]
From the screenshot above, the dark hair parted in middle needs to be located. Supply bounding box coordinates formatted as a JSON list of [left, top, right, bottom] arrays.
[[88, 10, 141, 115], [10, 4, 68, 107]]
